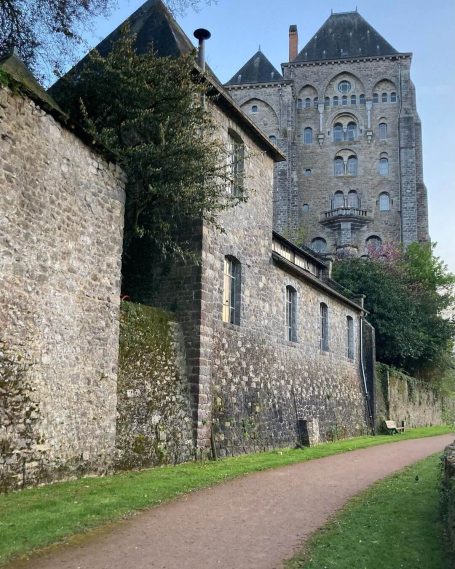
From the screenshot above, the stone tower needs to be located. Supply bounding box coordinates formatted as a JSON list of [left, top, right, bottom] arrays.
[[225, 11, 429, 256]]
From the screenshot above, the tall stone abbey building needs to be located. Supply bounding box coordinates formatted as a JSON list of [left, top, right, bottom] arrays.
[[225, 11, 429, 256]]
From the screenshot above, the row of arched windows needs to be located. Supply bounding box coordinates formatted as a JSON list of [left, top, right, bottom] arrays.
[[332, 153, 389, 176], [223, 257, 353, 355], [373, 92, 397, 103], [310, 235, 383, 254], [303, 122, 388, 144], [299, 93, 398, 108], [334, 155, 358, 176], [285, 287, 354, 358], [324, 94, 366, 107], [302, 192, 391, 215]]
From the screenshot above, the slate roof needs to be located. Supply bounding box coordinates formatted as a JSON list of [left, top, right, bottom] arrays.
[[294, 11, 399, 62], [95, 0, 194, 58], [49, 0, 284, 161], [226, 50, 283, 86]]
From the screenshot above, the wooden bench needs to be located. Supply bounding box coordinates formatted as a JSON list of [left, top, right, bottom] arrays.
[[384, 420, 405, 434]]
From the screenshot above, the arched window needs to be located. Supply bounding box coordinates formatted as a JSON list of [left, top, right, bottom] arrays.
[[333, 123, 344, 142], [379, 156, 389, 176], [297, 98, 303, 109], [359, 94, 366, 105], [378, 122, 387, 139], [251, 104, 258, 113], [311, 237, 327, 253], [390, 92, 397, 103], [320, 303, 329, 351], [348, 190, 359, 208], [373, 93, 379, 103], [223, 256, 241, 325], [351, 94, 357, 105], [305, 97, 311, 108], [228, 130, 244, 196], [346, 316, 354, 359], [333, 96, 339, 106], [342, 95, 348, 105], [324, 96, 330, 108], [379, 192, 391, 211], [304, 168, 312, 177], [334, 157, 344, 176], [269, 135, 277, 145], [382, 92, 388, 103], [347, 155, 358, 176], [304, 127, 313, 144], [286, 286, 297, 342], [333, 191, 344, 208], [346, 122, 357, 141], [366, 235, 382, 252], [302, 203, 310, 212], [313, 97, 319, 108]]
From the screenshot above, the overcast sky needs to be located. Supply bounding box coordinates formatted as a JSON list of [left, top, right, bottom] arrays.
[[89, 0, 455, 271]]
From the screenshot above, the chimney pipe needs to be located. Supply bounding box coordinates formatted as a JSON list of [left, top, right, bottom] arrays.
[[289, 25, 298, 61], [193, 28, 211, 71]]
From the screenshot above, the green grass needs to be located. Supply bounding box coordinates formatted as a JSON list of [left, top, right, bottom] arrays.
[[286, 452, 450, 569], [0, 425, 452, 566]]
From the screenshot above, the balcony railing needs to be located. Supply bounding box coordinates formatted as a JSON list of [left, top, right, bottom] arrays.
[[322, 207, 369, 219]]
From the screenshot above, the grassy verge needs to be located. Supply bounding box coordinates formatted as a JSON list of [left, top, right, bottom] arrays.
[[0, 425, 452, 566], [286, 452, 450, 569]]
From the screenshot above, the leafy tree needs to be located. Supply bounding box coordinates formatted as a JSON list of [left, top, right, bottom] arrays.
[[0, 0, 207, 82], [333, 243, 455, 379], [52, 28, 243, 296]]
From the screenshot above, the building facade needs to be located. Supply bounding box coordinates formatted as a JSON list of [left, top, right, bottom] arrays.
[[226, 11, 429, 256]]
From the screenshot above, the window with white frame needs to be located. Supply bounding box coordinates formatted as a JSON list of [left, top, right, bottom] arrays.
[[223, 256, 241, 325], [227, 130, 244, 196]]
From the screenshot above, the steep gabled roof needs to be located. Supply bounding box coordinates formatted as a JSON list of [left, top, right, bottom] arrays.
[[294, 11, 399, 62], [95, 0, 194, 58], [226, 50, 283, 86], [49, 0, 284, 161]]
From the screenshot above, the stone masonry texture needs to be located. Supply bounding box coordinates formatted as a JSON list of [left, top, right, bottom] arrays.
[[0, 86, 125, 488], [116, 302, 194, 468], [226, 48, 429, 255]]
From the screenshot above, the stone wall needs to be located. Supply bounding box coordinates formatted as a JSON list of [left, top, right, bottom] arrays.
[[200, 105, 370, 455], [0, 85, 125, 489], [375, 364, 445, 430], [116, 302, 193, 468], [443, 441, 455, 566]]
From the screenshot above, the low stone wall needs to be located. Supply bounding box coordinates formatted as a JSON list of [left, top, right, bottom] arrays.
[[375, 364, 445, 431], [115, 302, 194, 469], [211, 324, 370, 457], [443, 441, 455, 566]]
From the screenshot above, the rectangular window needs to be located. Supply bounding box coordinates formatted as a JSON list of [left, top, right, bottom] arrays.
[[223, 257, 241, 325], [228, 132, 244, 197], [286, 286, 297, 342], [346, 316, 354, 359], [320, 303, 329, 351]]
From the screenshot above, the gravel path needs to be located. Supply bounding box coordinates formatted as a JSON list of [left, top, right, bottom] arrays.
[[9, 434, 453, 569]]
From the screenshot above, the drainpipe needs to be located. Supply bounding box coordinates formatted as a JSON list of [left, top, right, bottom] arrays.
[[358, 297, 374, 433]]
